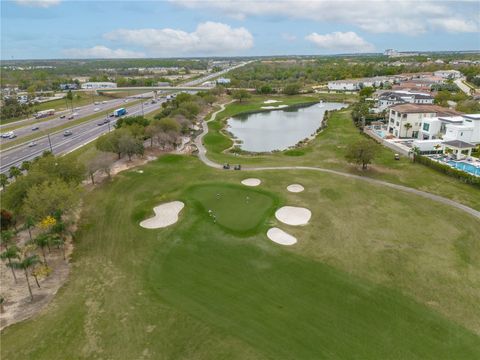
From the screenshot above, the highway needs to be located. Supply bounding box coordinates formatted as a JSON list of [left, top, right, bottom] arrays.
[[0, 99, 164, 174], [0, 61, 251, 175]]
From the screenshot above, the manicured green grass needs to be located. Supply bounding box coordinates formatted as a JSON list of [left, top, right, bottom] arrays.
[[205, 96, 480, 210], [186, 183, 278, 235], [2, 155, 479, 359]]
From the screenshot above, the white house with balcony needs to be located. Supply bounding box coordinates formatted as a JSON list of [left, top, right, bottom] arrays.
[[387, 104, 460, 138], [81, 82, 117, 89], [376, 91, 434, 112]]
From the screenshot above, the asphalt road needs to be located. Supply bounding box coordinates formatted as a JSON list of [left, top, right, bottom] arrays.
[[0, 99, 164, 174], [0, 97, 142, 144]]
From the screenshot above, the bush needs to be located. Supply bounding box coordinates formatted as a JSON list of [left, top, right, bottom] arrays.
[[413, 155, 480, 187]]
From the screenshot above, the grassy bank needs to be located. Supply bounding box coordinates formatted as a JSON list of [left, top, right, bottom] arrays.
[[1, 155, 479, 359], [204, 95, 480, 210]]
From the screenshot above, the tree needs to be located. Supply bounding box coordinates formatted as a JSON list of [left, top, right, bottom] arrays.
[[118, 134, 144, 161], [9, 166, 22, 179], [25, 216, 35, 240], [1, 209, 14, 230], [345, 140, 376, 170], [257, 85, 273, 94], [0, 174, 8, 190], [96, 131, 123, 159], [50, 233, 66, 260], [20, 160, 31, 172], [34, 233, 51, 265], [403, 122, 412, 137], [22, 179, 80, 221], [1, 245, 20, 283], [203, 94, 217, 105], [10, 253, 40, 301], [0, 230, 14, 247], [283, 83, 301, 95], [232, 90, 251, 103], [359, 86, 374, 98]]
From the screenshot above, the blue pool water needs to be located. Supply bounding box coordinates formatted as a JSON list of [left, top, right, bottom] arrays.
[[447, 161, 480, 176], [374, 130, 386, 138]]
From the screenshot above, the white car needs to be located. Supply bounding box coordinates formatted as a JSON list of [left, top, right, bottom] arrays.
[[28, 141, 37, 147], [73, 112, 79, 116], [2, 131, 14, 138], [94, 107, 100, 112]]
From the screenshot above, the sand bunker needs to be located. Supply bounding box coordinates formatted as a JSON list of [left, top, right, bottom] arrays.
[[287, 184, 304, 193], [140, 201, 184, 229], [263, 99, 282, 104], [241, 178, 262, 186], [275, 206, 311, 226], [267, 227, 297, 245], [261, 105, 288, 110]]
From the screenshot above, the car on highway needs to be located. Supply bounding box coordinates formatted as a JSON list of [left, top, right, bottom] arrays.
[[60, 115, 66, 119], [63, 130, 73, 136], [124, 99, 129, 103], [8, 133, 17, 139], [32, 126, 40, 131], [94, 107, 100, 112], [109, 113, 115, 117], [2, 131, 13, 138], [73, 112, 79, 116], [94, 102, 100, 105], [102, 101, 107, 104], [97, 119, 110, 126], [28, 141, 37, 147], [67, 115, 74, 120]]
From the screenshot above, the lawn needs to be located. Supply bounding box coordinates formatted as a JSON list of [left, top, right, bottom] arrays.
[[1, 155, 479, 359], [204, 95, 480, 210]]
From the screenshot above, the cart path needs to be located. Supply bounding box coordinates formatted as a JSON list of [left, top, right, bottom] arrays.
[[195, 102, 480, 219]]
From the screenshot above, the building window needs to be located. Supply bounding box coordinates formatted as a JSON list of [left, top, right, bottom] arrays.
[[423, 123, 430, 131]]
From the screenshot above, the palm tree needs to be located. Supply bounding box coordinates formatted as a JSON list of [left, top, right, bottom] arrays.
[[50, 234, 66, 260], [25, 217, 35, 241], [10, 254, 40, 301], [34, 234, 51, 265], [1, 245, 20, 283], [8, 166, 22, 179], [20, 160, 31, 172], [0, 173, 8, 190], [403, 122, 412, 137]]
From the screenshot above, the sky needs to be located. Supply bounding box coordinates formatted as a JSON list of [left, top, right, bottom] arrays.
[[1, 0, 479, 60]]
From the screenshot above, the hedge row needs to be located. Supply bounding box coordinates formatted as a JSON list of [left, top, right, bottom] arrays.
[[414, 155, 480, 187]]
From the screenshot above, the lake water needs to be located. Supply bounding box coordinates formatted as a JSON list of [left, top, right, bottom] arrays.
[[227, 102, 346, 152]]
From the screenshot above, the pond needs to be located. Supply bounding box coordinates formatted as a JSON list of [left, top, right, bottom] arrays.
[[227, 102, 346, 152]]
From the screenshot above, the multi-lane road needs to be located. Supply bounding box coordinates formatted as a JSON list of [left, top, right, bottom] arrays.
[[1, 99, 164, 174], [0, 61, 250, 175]]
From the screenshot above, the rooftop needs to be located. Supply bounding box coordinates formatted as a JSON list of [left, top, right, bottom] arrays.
[[390, 104, 461, 116], [443, 140, 476, 149]]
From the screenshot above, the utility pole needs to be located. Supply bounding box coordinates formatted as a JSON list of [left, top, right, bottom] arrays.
[[141, 101, 144, 117], [47, 133, 53, 152]]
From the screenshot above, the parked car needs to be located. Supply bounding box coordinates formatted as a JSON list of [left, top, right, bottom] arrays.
[[234, 164, 241, 170], [63, 130, 73, 136], [31, 126, 40, 131], [223, 163, 230, 170], [28, 141, 37, 147]]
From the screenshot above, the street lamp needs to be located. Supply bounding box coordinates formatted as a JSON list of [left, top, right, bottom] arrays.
[[47, 133, 53, 152]]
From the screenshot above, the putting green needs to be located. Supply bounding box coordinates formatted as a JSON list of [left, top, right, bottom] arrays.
[[186, 184, 278, 235]]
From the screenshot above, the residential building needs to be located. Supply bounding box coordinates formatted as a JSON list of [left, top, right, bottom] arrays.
[[327, 76, 394, 91], [387, 104, 460, 138], [433, 69, 462, 79], [81, 82, 117, 89], [60, 83, 78, 90], [376, 91, 434, 111]]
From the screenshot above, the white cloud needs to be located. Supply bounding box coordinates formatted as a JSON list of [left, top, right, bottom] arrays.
[[171, 0, 479, 35], [62, 46, 145, 59], [104, 22, 253, 56], [15, 0, 61, 8], [306, 31, 375, 53]]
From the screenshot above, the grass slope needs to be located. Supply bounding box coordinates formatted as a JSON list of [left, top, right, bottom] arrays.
[[205, 96, 480, 210], [1, 155, 479, 359]]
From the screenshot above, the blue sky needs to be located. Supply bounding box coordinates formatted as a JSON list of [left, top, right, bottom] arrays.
[[1, 0, 479, 59]]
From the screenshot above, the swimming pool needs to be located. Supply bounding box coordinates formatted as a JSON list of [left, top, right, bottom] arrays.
[[374, 130, 386, 138], [447, 160, 480, 176]]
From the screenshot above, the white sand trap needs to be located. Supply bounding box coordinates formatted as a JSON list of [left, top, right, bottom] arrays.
[[267, 227, 297, 245], [263, 99, 282, 104], [287, 184, 304, 193], [241, 178, 262, 186], [261, 105, 288, 110], [275, 206, 311, 226], [140, 201, 184, 229]]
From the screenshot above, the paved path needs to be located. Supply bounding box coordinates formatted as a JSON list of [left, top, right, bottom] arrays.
[[195, 102, 480, 219]]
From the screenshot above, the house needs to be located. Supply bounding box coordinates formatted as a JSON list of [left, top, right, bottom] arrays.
[[81, 82, 117, 89], [327, 76, 394, 91], [376, 91, 434, 111], [327, 80, 358, 91], [387, 104, 460, 138], [60, 83, 78, 90], [433, 69, 462, 79]]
